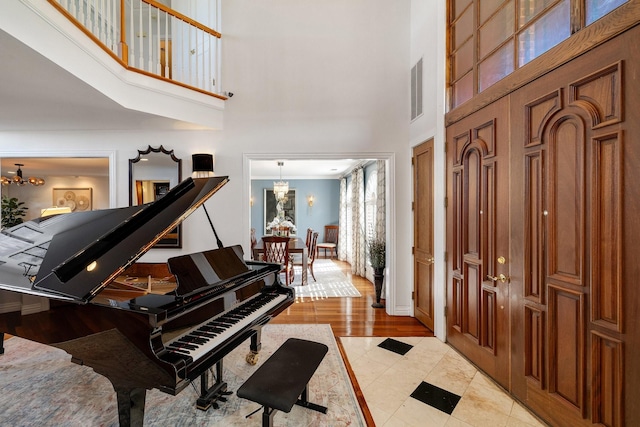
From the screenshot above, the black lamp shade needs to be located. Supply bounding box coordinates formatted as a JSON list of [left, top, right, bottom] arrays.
[[192, 154, 214, 172]]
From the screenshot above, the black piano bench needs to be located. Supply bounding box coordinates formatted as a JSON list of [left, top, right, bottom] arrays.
[[237, 337, 328, 427]]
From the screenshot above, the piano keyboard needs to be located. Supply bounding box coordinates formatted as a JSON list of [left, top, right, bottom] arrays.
[[161, 292, 287, 365]]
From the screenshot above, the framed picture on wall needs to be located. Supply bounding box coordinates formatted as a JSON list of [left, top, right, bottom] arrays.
[[263, 188, 296, 233], [52, 188, 92, 212]]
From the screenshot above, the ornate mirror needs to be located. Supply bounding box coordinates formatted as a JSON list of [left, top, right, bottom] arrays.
[[129, 145, 182, 248]]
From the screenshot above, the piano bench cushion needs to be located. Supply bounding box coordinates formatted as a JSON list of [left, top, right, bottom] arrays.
[[237, 338, 328, 413]]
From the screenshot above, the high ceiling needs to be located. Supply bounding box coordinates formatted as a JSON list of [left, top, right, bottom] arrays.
[[0, 29, 188, 132], [0, 28, 364, 180]]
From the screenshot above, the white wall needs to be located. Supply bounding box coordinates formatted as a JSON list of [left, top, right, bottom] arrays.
[[221, 0, 413, 315], [410, 0, 447, 339], [0, 0, 420, 317]]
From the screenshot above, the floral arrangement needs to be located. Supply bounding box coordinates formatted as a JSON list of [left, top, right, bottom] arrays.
[[266, 217, 297, 232], [368, 237, 386, 269]]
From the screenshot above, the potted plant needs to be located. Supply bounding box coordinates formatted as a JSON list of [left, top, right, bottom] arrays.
[[368, 236, 386, 308], [1, 195, 28, 229]]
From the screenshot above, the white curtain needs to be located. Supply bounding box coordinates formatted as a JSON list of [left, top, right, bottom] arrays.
[[338, 177, 348, 261], [375, 160, 386, 242], [375, 160, 386, 297], [351, 168, 366, 276]]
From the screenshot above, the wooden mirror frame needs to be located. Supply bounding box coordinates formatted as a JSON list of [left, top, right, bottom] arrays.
[[129, 145, 182, 248]]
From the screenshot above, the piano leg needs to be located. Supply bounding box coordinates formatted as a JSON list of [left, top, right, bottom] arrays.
[[246, 328, 262, 365], [0, 332, 4, 355], [114, 386, 146, 427], [196, 360, 230, 411]]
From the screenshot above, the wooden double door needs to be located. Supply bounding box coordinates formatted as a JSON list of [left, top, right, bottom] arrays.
[[446, 26, 640, 427]]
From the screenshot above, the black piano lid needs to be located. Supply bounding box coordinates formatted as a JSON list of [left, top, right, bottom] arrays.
[[0, 177, 229, 302], [167, 245, 257, 297]]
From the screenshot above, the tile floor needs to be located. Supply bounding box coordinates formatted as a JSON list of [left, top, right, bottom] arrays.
[[340, 336, 549, 427]]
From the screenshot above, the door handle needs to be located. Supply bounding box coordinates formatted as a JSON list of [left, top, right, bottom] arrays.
[[487, 274, 510, 283], [426, 257, 434, 264]]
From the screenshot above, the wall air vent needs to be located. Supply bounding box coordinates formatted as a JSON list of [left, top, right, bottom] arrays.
[[411, 58, 423, 121]]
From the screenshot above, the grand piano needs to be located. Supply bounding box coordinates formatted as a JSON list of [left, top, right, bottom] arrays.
[[0, 177, 294, 426]]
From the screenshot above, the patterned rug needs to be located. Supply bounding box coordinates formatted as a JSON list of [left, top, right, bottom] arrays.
[[291, 259, 361, 299], [0, 324, 364, 426]]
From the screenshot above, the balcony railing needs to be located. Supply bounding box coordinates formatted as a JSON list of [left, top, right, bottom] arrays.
[[48, 0, 224, 99]]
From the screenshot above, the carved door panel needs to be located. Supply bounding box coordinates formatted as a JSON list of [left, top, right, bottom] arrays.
[[509, 33, 639, 426], [446, 97, 511, 388], [414, 139, 434, 330], [445, 23, 640, 427]]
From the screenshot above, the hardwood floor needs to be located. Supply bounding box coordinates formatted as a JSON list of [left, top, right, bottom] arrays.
[[271, 259, 433, 338]]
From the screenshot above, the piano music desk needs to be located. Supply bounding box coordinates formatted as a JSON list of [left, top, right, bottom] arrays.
[[237, 338, 328, 427], [252, 237, 308, 285]]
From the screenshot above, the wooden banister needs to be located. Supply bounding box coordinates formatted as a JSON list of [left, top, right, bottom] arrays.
[[141, 0, 221, 39], [46, 0, 225, 99]]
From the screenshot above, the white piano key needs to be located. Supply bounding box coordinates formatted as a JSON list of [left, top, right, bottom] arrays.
[[164, 293, 287, 363]]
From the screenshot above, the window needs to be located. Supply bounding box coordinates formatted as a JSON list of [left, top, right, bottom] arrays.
[[447, 0, 629, 109]]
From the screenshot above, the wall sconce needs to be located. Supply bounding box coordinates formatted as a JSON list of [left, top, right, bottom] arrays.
[[307, 195, 315, 207], [192, 153, 214, 178]]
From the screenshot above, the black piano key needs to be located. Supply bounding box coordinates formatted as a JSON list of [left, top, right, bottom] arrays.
[[185, 334, 208, 343], [193, 330, 216, 338], [179, 338, 207, 347], [209, 320, 233, 327], [201, 326, 224, 334], [167, 345, 194, 354], [173, 342, 198, 351]]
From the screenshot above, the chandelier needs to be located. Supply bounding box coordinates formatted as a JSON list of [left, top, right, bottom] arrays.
[[1, 164, 45, 186], [273, 161, 289, 201]]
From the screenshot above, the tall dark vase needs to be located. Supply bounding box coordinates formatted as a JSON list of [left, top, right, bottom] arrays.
[[372, 267, 385, 308]]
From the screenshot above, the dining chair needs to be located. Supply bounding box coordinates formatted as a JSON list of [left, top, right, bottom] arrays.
[[317, 225, 339, 258], [304, 228, 313, 248], [293, 231, 319, 282], [307, 231, 319, 281], [261, 236, 294, 284], [292, 228, 313, 265]]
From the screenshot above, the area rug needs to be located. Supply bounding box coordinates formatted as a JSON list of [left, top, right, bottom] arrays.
[[291, 259, 361, 299], [0, 324, 365, 426]]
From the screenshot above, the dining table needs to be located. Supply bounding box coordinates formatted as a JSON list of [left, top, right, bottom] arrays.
[[252, 237, 308, 286]]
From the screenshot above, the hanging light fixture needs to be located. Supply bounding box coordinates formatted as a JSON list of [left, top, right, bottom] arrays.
[[1, 164, 45, 186], [273, 161, 289, 201]]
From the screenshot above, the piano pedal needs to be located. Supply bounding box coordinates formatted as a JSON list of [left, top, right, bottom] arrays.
[[196, 380, 229, 412], [246, 351, 259, 365]]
